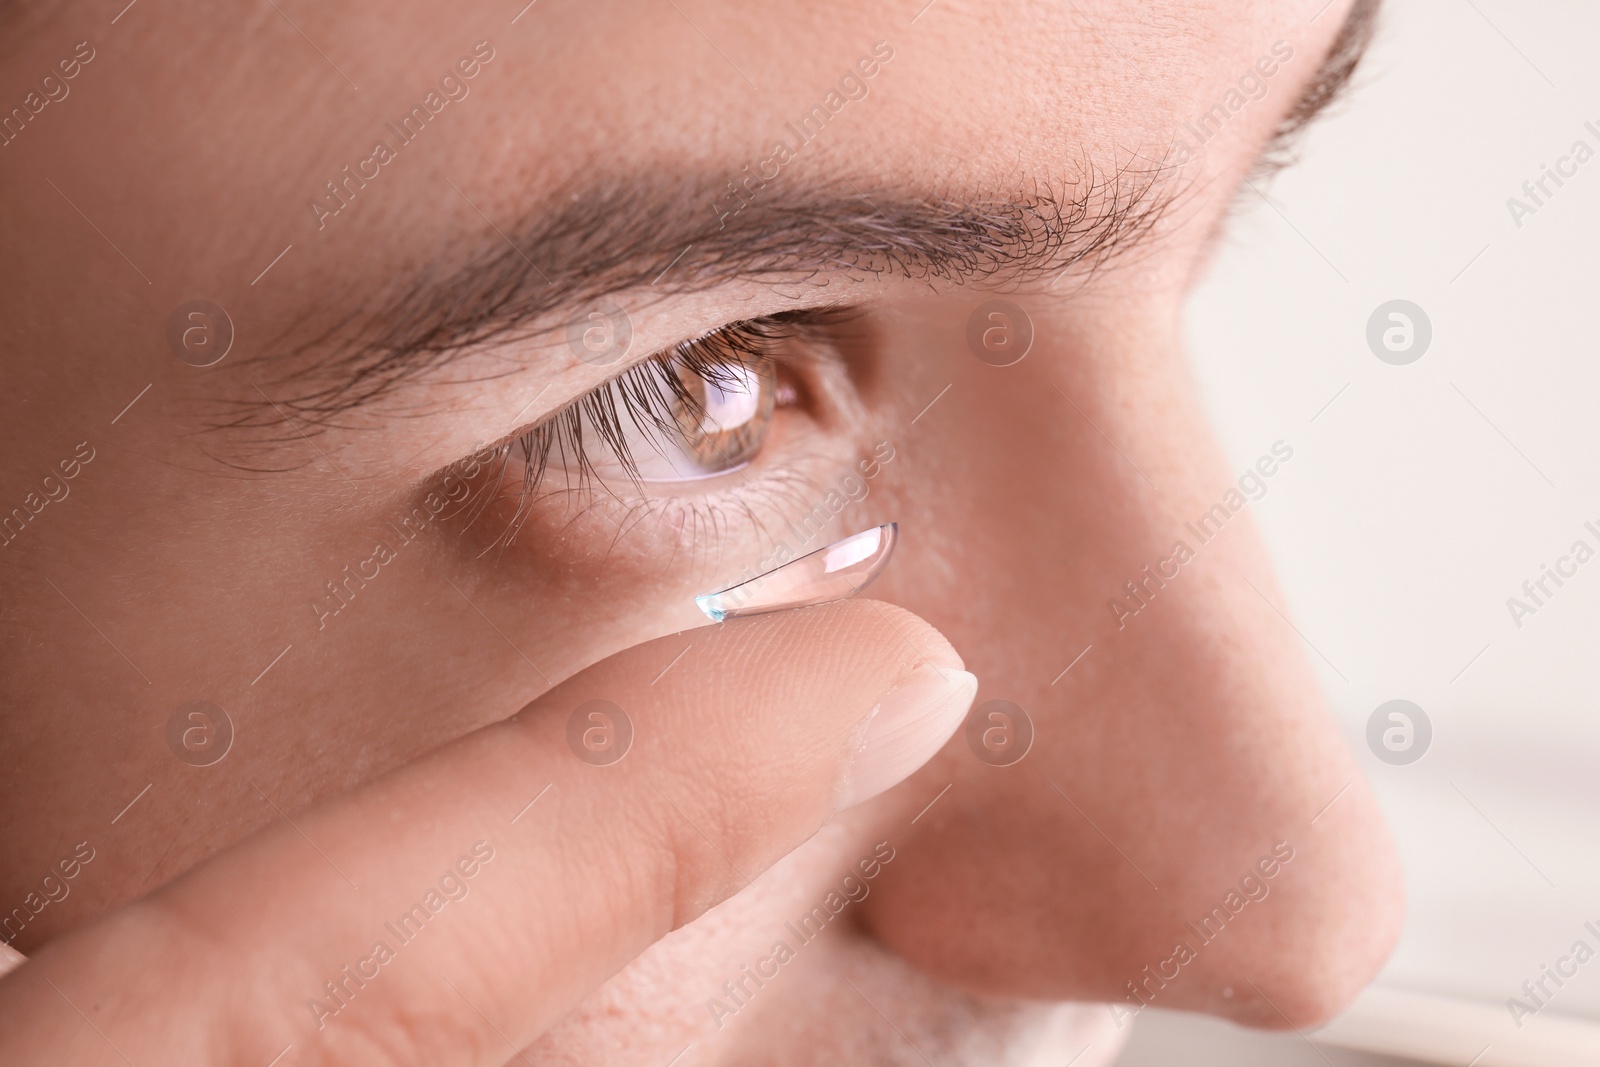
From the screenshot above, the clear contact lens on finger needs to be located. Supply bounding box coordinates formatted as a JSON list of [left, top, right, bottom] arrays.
[[694, 523, 898, 622]]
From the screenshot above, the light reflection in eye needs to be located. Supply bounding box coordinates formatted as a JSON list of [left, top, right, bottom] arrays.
[[660, 357, 777, 480], [698, 363, 763, 434], [558, 354, 780, 484], [507, 314, 813, 499]]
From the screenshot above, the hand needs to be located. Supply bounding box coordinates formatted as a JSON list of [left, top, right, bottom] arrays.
[[0, 601, 975, 1066]]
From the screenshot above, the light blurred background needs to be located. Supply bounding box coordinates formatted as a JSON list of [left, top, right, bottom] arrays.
[[1114, 1, 1600, 1064]]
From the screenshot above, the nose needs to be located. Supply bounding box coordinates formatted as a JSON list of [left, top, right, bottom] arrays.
[[860, 298, 1403, 1029]]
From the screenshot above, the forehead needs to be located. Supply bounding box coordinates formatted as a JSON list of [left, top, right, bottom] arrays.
[[13, 0, 1317, 204], [2, 0, 1344, 405]]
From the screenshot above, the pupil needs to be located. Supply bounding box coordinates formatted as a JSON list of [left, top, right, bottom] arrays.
[[674, 357, 776, 471]]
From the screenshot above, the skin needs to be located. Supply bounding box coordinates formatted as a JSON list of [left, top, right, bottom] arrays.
[[0, 0, 1403, 1063]]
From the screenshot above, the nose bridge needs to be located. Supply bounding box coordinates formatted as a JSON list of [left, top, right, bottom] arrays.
[[862, 318, 1400, 1024], [903, 313, 1276, 718]]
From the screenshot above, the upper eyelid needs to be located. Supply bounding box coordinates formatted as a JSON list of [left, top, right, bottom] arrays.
[[484, 313, 812, 500], [424, 304, 851, 545], [507, 306, 844, 444]]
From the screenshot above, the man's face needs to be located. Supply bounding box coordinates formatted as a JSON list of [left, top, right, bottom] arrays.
[[0, 0, 1401, 1062]]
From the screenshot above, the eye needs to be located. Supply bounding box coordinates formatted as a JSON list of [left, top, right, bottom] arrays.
[[507, 315, 807, 496], [648, 354, 778, 480]]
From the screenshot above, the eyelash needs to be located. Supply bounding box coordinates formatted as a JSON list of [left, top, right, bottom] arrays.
[[491, 314, 802, 510]]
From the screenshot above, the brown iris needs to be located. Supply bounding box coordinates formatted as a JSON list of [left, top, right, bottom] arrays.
[[670, 356, 777, 474]]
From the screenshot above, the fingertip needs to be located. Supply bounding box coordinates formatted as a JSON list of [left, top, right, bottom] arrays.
[[776, 599, 968, 675], [834, 666, 977, 812]]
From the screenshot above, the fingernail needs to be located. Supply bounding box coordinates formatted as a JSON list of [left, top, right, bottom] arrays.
[[835, 666, 978, 812]]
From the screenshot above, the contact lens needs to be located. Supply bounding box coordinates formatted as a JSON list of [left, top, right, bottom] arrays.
[[667, 356, 775, 475], [694, 523, 898, 622]]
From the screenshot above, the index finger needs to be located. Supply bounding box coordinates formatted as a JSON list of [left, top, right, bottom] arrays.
[[0, 600, 974, 1066]]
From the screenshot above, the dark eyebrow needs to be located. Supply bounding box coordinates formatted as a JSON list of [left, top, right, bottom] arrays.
[[254, 0, 1380, 426], [1258, 0, 1383, 173], [256, 168, 1173, 424]]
